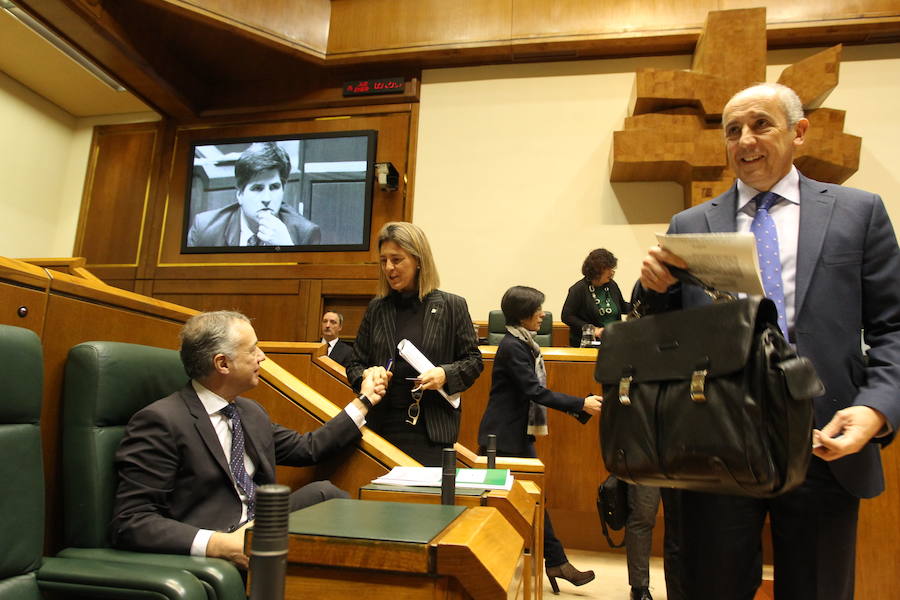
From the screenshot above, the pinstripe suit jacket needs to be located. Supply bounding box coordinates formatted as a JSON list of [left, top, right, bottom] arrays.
[[346, 289, 483, 444]]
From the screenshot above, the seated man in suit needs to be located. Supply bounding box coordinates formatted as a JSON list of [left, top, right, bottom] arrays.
[[320, 310, 353, 367], [111, 310, 386, 568], [187, 142, 321, 247]]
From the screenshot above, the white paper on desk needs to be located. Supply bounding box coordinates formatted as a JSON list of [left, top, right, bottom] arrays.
[[372, 466, 442, 486], [656, 232, 765, 295], [372, 467, 514, 490], [397, 339, 461, 408]]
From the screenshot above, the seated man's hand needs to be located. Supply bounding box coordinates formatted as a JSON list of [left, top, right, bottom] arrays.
[[256, 211, 294, 245], [207, 521, 253, 568], [362, 365, 392, 382], [359, 370, 387, 408], [640, 245, 686, 293]]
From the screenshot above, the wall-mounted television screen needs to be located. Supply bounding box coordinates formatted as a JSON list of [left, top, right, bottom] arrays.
[[182, 130, 376, 253]]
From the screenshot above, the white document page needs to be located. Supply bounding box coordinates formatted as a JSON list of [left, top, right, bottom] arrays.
[[656, 232, 765, 295], [397, 338, 461, 408]]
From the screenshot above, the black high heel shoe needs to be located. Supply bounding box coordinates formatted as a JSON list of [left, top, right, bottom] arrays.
[[545, 562, 595, 594]]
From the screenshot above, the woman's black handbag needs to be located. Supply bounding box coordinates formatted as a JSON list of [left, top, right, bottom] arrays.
[[596, 474, 629, 548], [595, 295, 824, 498]]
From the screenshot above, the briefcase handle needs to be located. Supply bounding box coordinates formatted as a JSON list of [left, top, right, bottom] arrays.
[[629, 266, 735, 320]]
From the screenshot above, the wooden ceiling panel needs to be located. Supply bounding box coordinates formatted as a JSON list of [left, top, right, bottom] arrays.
[[8, 0, 900, 119], [328, 0, 513, 55], [511, 0, 715, 39], [160, 0, 331, 54]]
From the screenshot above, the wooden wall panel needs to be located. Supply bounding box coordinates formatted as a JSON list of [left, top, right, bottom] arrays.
[[857, 442, 900, 595], [74, 123, 162, 267], [166, 0, 331, 54], [328, 0, 513, 55], [318, 279, 379, 340], [512, 0, 714, 38], [0, 279, 49, 337], [103, 279, 137, 292], [327, 0, 900, 65], [151, 287, 305, 342], [721, 0, 900, 22]]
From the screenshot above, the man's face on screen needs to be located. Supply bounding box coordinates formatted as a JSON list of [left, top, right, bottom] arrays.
[[236, 168, 284, 229]]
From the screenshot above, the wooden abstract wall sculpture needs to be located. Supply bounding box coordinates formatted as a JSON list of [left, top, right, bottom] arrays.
[[610, 7, 861, 208]]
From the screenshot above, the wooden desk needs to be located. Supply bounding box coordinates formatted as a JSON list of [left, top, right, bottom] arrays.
[[283, 499, 525, 600], [359, 480, 543, 600]]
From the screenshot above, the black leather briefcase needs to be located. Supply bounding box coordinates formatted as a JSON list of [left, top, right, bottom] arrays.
[[596, 296, 824, 498]]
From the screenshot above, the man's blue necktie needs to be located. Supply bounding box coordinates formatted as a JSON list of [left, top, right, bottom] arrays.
[[220, 403, 256, 520], [750, 191, 788, 336]]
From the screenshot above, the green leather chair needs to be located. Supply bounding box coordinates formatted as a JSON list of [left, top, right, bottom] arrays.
[[486, 309, 553, 346], [59, 341, 245, 600], [0, 324, 208, 600]]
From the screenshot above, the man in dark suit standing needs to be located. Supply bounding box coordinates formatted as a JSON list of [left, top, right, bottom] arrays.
[[111, 310, 386, 568], [320, 310, 353, 367], [187, 142, 321, 247], [639, 83, 900, 599]]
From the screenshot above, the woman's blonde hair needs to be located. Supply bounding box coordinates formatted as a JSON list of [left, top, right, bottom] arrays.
[[376, 221, 440, 300]]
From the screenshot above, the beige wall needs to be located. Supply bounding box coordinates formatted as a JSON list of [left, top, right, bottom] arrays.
[[0, 71, 76, 258], [0, 71, 157, 259], [415, 43, 900, 321]]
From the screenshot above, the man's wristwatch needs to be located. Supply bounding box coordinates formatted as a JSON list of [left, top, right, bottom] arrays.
[[357, 393, 373, 409]]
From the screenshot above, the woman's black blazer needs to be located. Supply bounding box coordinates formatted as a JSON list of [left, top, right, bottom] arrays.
[[477, 333, 584, 455], [561, 278, 629, 347], [346, 289, 483, 445]]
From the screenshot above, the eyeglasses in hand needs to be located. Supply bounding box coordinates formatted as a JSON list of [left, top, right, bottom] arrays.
[[407, 388, 423, 426]]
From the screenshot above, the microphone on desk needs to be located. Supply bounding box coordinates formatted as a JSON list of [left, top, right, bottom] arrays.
[[486, 434, 497, 469], [249, 484, 290, 600], [441, 447, 456, 505]]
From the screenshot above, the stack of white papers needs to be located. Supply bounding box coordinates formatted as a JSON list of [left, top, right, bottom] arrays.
[[372, 466, 514, 490]]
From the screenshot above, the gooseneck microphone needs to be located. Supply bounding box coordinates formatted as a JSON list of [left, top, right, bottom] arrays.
[[486, 434, 497, 469], [249, 484, 290, 600], [441, 447, 456, 505]]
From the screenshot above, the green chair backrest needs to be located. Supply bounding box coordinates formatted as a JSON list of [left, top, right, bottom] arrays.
[[486, 309, 553, 346], [62, 341, 187, 549], [0, 325, 44, 599]]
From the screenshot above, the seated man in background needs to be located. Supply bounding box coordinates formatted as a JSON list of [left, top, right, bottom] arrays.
[[320, 310, 353, 367], [187, 142, 321, 247], [111, 310, 385, 568]]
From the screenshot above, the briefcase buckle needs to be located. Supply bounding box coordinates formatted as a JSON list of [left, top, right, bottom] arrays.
[[690, 369, 708, 402], [618, 375, 633, 405]]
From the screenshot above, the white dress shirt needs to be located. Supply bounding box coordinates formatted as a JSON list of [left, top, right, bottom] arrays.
[[189, 380, 256, 556], [187, 380, 367, 557], [321, 337, 338, 356], [735, 166, 801, 334]]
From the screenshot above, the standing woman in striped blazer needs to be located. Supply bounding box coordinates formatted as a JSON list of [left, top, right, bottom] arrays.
[[346, 222, 483, 465]]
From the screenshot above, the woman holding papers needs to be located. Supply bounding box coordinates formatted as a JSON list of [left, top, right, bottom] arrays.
[[478, 285, 602, 593], [346, 222, 483, 466], [561, 248, 630, 347]]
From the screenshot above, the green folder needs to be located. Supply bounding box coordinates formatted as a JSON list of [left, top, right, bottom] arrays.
[[289, 498, 466, 544]]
